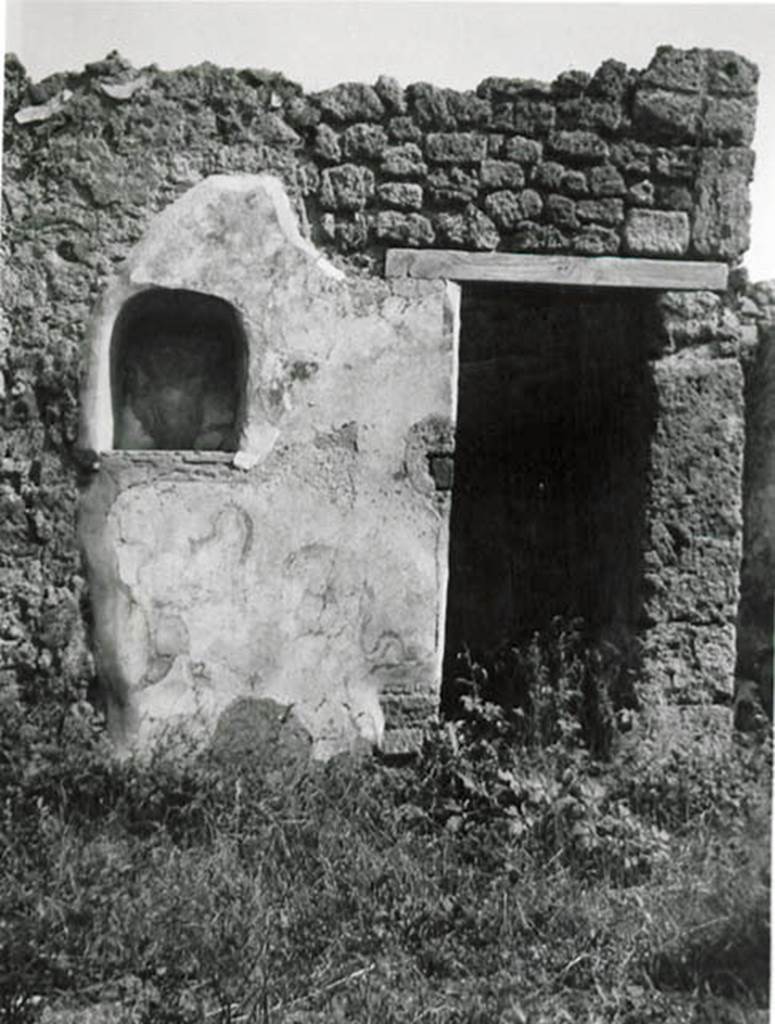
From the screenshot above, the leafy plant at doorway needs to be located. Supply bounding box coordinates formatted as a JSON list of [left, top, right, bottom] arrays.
[[442, 616, 640, 759]]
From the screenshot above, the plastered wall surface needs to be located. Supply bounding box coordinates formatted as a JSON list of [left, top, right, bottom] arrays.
[[77, 175, 458, 755]]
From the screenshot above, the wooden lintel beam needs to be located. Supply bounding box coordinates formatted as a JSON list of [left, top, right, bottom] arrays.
[[384, 250, 729, 291]]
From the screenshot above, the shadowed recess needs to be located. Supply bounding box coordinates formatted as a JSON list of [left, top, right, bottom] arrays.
[[443, 283, 657, 682], [110, 288, 248, 451]]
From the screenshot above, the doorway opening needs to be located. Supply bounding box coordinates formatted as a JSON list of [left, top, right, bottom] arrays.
[[110, 288, 248, 451], [442, 284, 656, 705]]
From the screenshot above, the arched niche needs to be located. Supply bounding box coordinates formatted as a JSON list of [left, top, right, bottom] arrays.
[[110, 288, 248, 451]]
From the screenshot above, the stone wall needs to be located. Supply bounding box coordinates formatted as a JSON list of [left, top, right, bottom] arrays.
[[0, 45, 762, 745], [735, 280, 775, 714]]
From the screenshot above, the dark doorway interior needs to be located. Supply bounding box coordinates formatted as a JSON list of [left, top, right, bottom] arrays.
[[443, 284, 656, 680], [111, 288, 247, 451]]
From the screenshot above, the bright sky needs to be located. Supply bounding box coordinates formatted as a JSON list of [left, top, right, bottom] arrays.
[[3, 1, 775, 280]]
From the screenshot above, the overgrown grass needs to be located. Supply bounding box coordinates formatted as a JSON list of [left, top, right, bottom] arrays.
[[0, 627, 770, 1023]]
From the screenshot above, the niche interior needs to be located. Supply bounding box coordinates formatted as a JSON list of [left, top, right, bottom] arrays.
[[110, 288, 247, 451]]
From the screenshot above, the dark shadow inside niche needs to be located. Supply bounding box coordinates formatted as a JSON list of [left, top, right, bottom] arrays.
[[443, 283, 657, 696], [110, 288, 248, 451]]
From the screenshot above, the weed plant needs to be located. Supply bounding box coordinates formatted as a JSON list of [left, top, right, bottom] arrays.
[[0, 621, 770, 1023]]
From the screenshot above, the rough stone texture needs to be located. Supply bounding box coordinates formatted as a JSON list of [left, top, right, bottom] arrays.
[[375, 210, 435, 246], [736, 281, 775, 714], [703, 96, 757, 146], [381, 143, 427, 179], [3, 46, 752, 270], [320, 163, 375, 211], [377, 181, 423, 211], [480, 159, 525, 190], [341, 122, 388, 160], [426, 132, 487, 164], [640, 356, 744, 703], [547, 130, 609, 164], [427, 167, 479, 206], [315, 82, 384, 123], [571, 226, 620, 255], [624, 209, 690, 257], [484, 188, 543, 229], [691, 148, 755, 260], [502, 135, 543, 164], [77, 175, 459, 756], [433, 206, 499, 251], [632, 90, 702, 143], [576, 198, 624, 226]]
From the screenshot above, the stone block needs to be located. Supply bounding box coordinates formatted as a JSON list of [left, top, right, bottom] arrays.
[[406, 82, 454, 129], [377, 182, 423, 211], [654, 184, 693, 213], [320, 164, 375, 211], [491, 102, 517, 130], [257, 114, 301, 148], [576, 198, 624, 225], [381, 143, 427, 180], [707, 50, 759, 96], [544, 194, 578, 228], [691, 147, 754, 260], [702, 95, 757, 146], [476, 76, 553, 100], [530, 160, 564, 190], [627, 180, 655, 206], [334, 213, 370, 252], [374, 74, 406, 114], [588, 164, 626, 197], [588, 58, 630, 100], [639, 356, 744, 701], [561, 170, 588, 195], [652, 146, 698, 181], [610, 140, 652, 177], [484, 188, 542, 229], [312, 124, 341, 164], [433, 206, 499, 251], [639, 46, 707, 92], [503, 135, 543, 164], [509, 222, 568, 252], [624, 209, 689, 256], [551, 69, 591, 99], [641, 623, 737, 701], [427, 167, 479, 206], [655, 290, 723, 353], [211, 696, 312, 770], [315, 82, 384, 123], [632, 90, 702, 143], [295, 161, 319, 197], [387, 116, 423, 143], [480, 160, 525, 191], [341, 123, 388, 160], [375, 210, 435, 246], [426, 132, 487, 164], [547, 130, 609, 164], [512, 97, 556, 135], [571, 225, 620, 255], [446, 90, 492, 128], [556, 97, 622, 132], [283, 95, 321, 131]]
